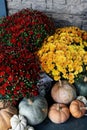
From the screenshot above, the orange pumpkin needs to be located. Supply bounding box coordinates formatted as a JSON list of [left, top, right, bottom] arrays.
[[0, 100, 17, 130], [48, 103, 70, 124], [69, 99, 86, 118]]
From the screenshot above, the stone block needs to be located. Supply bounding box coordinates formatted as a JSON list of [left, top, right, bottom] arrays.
[[45, 0, 53, 10], [67, 3, 87, 14], [81, 0, 87, 2], [53, 0, 66, 4], [82, 21, 87, 30], [7, 0, 21, 9], [32, 1, 46, 11], [67, 0, 81, 5]]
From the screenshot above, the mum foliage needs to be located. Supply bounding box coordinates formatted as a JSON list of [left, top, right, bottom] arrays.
[[0, 9, 55, 51], [37, 26, 87, 83], [0, 9, 55, 103], [0, 45, 40, 102]]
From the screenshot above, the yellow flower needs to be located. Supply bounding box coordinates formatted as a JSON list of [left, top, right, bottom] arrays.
[[68, 73, 75, 83], [86, 67, 87, 70], [49, 44, 55, 52], [54, 75, 61, 81], [37, 26, 87, 83], [47, 35, 54, 42], [83, 52, 87, 64], [52, 69, 60, 76]]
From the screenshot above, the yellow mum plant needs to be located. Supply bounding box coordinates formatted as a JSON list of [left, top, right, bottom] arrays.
[[37, 26, 87, 84]]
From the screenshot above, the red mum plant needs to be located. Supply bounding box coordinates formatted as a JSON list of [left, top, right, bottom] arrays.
[[0, 9, 55, 51], [0, 45, 41, 103]]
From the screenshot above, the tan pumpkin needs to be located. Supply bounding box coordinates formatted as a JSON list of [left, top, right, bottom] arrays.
[[51, 80, 77, 104], [69, 99, 86, 118], [0, 100, 17, 130], [48, 103, 70, 124]]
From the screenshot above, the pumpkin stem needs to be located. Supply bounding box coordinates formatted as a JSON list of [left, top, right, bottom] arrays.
[[59, 80, 62, 87], [84, 76, 87, 82], [28, 99, 33, 105], [56, 104, 62, 111]]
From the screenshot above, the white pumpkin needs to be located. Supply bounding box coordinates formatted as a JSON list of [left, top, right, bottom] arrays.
[[18, 96, 48, 125], [25, 126, 34, 130], [10, 114, 27, 130], [9, 125, 34, 130], [77, 96, 87, 106]]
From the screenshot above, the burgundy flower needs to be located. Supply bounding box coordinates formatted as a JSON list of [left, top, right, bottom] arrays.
[[0, 88, 5, 96], [0, 45, 41, 102], [0, 71, 5, 77], [2, 82, 9, 89], [0, 9, 55, 51], [0, 9, 55, 103], [0, 78, 4, 83], [7, 74, 13, 82]]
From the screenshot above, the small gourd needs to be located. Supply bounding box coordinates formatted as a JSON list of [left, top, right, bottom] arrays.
[[77, 96, 87, 106], [19, 96, 48, 125], [9, 125, 34, 130], [69, 99, 86, 118], [24, 126, 34, 130], [10, 114, 27, 130], [48, 103, 70, 124], [0, 100, 17, 130], [51, 80, 77, 104]]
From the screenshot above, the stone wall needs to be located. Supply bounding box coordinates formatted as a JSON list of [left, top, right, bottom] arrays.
[[6, 0, 87, 30]]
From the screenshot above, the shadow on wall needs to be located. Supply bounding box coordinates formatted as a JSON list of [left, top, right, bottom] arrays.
[[81, 8, 87, 30], [54, 19, 72, 28], [54, 8, 87, 30], [81, 8, 87, 20]]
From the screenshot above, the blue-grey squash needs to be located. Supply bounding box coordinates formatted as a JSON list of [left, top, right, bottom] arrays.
[[18, 96, 48, 125], [74, 75, 87, 97]]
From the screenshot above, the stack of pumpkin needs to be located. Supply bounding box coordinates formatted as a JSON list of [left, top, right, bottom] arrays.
[[48, 80, 87, 124], [0, 95, 48, 130], [1, 79, 87, 130], [37, 26, 87, 124]]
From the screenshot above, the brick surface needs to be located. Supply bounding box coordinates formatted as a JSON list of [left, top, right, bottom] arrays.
[[6, 0, 87, 30], [31, 0, 46, 11], [82, 22, 87, 30], [67, 0, 81, 5], [53, 0, 66, 4], [81, 0, 87, 2]]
